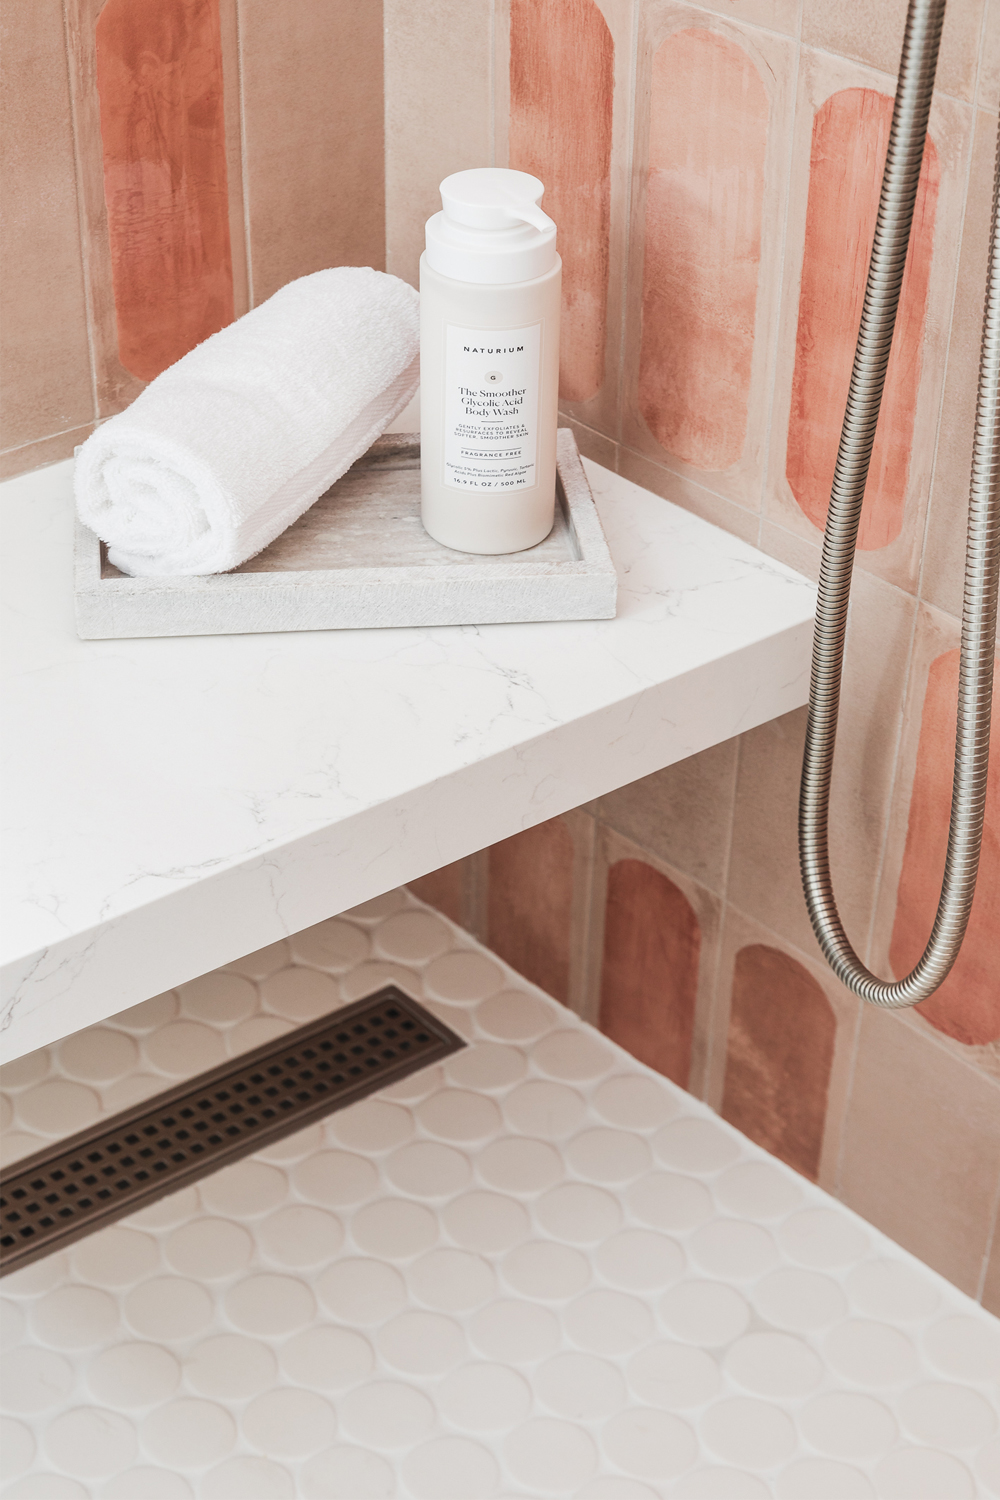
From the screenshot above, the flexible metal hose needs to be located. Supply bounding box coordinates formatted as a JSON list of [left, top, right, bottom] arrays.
[[798, 0, 1000, 1004]]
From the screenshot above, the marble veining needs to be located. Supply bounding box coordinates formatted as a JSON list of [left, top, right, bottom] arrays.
[[1, 458, 814, 1058]]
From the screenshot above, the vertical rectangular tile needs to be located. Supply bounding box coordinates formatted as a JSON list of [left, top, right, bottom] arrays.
[[384, 0, 493, 291], [840, 1004, 1000, 1295], [621, 6, 798, 514], [239, 0, 385, 305], [0, 0, 94, 465], [487, 814, 579, 1006], [764, 47, 973, 595], [95, 0, 235, 382]]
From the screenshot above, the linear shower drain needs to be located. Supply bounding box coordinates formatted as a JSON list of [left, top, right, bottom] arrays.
[[0, 986, 464, 1275]]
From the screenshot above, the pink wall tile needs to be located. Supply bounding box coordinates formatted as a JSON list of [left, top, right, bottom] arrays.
[[638, 28, 768, 472], [488, 817, 576, 1005], [786, 88, 939, 551], [0, 0, 94, 464], [509, 0, 614, 404], [722, 943, 836, 1180], [598, 857, 701, 1088], [95, 0, 235, 382], [890, 648, 1000, 1045]]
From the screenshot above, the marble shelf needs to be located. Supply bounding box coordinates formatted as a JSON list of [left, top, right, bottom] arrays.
[[1, 455, 815, 1059]]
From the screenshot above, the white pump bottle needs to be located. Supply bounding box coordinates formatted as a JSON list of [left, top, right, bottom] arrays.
[[420, 168, 562, 554]]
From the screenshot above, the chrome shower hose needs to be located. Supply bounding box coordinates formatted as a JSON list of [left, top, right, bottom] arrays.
[[798, 0, 1000, 1005]]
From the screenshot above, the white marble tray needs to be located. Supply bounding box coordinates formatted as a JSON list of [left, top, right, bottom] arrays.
[[73, 428, 617, 639]]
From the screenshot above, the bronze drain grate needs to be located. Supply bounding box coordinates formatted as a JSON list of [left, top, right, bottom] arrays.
[[0, 986, 464, 1275]]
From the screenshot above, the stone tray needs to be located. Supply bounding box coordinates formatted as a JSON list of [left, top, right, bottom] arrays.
[[73, 428, 617, 639]]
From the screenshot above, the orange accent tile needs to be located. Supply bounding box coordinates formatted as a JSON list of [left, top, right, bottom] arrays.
[[0, 0, 94, 456], [408, 861, 468, 929], [95, 0, 235, 382], [488, 818, 576, 1005], [638, 28, 768, 471], [509, 0, 614, 404], [786, 89, 939, 551], [890, 648, 1000, 1045], [598, 858, 701, 1088], [722, 943, 835, 1180]]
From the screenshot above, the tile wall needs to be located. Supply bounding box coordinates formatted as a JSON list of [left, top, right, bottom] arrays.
[[0, 0, 385, 477], [4, 0, 998, 1310], [402, 0, 1000, 1312]]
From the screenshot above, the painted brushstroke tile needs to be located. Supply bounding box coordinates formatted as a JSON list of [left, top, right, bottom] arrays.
[[598, 857, 702, 1089], [786, 88, 939, 552], [0, 0, 94, 468], [639, 27, 768, 470], [510, 0, 614, 405], [238, 0, 385, 305], [766, 47, 973, 593], [705, 906, 861, 1197], [487, 817, 577, 1006], [507, 0, 632, 442], [623, 6, 797, 512], [722, 943, 836, 1181], [64, 0, 247, 417], [874, 616, 1000, 1049], [95, 0, 235, 382], [921, 107, 997, 619]]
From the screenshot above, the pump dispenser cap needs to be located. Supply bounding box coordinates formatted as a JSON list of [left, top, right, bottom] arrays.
[[425, 168, 558, 285]]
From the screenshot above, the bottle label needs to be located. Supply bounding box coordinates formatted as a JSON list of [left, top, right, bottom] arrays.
[[443, 323, 541, 491]]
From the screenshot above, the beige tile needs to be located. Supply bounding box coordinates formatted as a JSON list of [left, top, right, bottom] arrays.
[[920, 107, 997, 619], [596, 736, 739, 895], [979, 0, 1000, 109], [588, 826, 723, 1100], [802, 0, 985, 104], [559, 416, 619, 472], [691, 0, 801, 37], [0, 0, 94, 451], [385, 0, 493, 291], [867, 603, 1000, 1060], [240, 0, 385, 305], [727, 568, 917, 960], [407, 859, 472, 929], [0, 423, 95, 481], [765, 47, 974, 596], [757, 518, 823, 581], [622, 4, 799, 513], [706, 906, 862, 1194], [840, 1003, 1000, 1295], [618, 447, 761, 545]]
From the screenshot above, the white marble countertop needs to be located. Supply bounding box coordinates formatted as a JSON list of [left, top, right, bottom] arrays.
[[1, 456, 815, 1058]]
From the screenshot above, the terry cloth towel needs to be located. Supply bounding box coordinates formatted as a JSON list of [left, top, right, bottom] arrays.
[[75, 267, 420, 576]]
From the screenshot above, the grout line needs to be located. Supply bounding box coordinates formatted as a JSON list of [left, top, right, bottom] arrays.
[[234, 0, 254, 308], [489, 0, 496, 168], [977, 1167, 1000, 1304], [754, 27, 803, 551], [832, 998, 865, 1198], [611, 0, 642, 452], [60, 0, 100, 429]]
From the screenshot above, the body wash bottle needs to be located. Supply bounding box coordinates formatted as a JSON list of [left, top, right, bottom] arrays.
[[420, 168, 561, 554]]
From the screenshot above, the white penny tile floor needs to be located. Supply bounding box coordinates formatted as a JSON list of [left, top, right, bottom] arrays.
[[1, 888, 999, 1499]]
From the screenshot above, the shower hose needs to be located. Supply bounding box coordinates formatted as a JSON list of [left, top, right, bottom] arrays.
[[798, 0, 1000, 1004]]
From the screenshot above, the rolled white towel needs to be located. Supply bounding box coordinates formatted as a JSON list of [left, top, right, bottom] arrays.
[[75, 267, 420, 576]]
